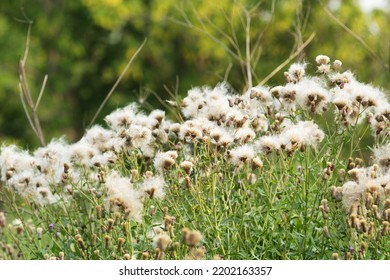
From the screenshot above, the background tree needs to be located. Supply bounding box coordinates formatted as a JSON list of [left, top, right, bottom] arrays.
[[0, 0, 388, 148]]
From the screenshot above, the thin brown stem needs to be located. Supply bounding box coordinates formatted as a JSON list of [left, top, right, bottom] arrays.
[[321, 4, 388, 69], [258, 32, 316, 86], [18, 21, 47, 146], [89, 39, 147, 127], [245, 8, 252, 89], [18, 61, 46, 146]]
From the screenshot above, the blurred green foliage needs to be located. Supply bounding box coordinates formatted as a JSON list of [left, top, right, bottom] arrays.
[[0, 0, 388, 148]]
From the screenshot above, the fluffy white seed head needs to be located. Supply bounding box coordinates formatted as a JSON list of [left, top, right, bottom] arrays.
[[104, 103, 139, 130], [154, 151, 178, 171], [140, 174, 166, 200], [105, 172, 143, 222], [287, 62, 307, 82], [229, 145, 255, 167], [315, 55, 330, 65]]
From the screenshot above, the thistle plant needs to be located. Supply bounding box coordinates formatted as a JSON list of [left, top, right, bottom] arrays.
[[0, 55, 389, 260]]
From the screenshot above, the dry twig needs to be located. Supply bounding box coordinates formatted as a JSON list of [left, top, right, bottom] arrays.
[[89, 39, 147, 127], [18, 22, 47, 146], [258, 32, 316, 86]]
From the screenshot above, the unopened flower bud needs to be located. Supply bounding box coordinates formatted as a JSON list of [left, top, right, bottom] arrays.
[[360, 242, 367, 252], [382, 221, 389, 236], [349, 214, 357, 228], [155, 248, 161, 260], [168, 225, 175, 239], [323, 226, 330, 238], [77, 237, 85, 250], [142, 251, 150, 260], [0, 212, 6, 228], [384, 199, 390, 210], [182, 227, 189, 244], [338, 169, 346, 181], [248, 173, 257, 185], [117, 237, 125, 252], [360, 219, 368, 233], [368, 222, 374, 237], [114, 212, 121, 225], [320, 205, 328, 219], [64, 163, 70, 174], [185, 175, 191, 189], [163, 207, 169, 218], [37, 227, 43, 240], [384, 209, 390, 222], [130, 169, 139, 183], [365, 193, 373, 210], [92, 233, 97, 246], [122, 222, 129, 236], [164, 215, 173, 229], [16, 225, 23, 235], [373, 205, 381, 220], [98, 170, 106, 183], [150, 205, 155, 217], [321, 199, 329, 213], [96, 205, 102, 219], [104, 235, 111, 249], [107, 218, 114, 232]]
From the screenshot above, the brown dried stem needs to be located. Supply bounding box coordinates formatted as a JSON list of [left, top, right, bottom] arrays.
[[18, 22, 46, 146]]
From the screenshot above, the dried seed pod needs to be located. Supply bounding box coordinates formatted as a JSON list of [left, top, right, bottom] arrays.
[[96, 205, 102, 219], [104, 235, 111, 249], [107, 219, 114, 232], [323, 226, 330, 238], [180, 161, 193, 175], [382, 221, 389, 236], [117, 237, 125, 252], [142, 251, 149, 260], [320, 205, 328, 219], [384, 199, 390, 210]]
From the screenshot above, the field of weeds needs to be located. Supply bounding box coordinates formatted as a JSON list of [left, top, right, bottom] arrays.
[[1, 56, 389, 260]]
